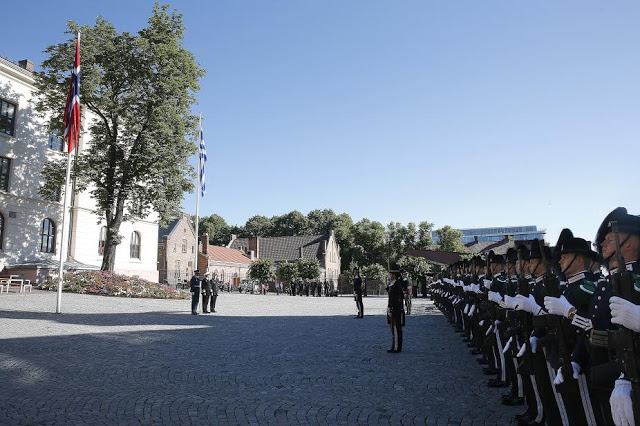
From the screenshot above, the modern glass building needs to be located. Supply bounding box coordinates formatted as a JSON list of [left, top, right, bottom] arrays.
[[432, 226, 546, 244]]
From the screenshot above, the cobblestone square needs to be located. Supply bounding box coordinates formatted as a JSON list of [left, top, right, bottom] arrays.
[[0, 291, 518, 425]]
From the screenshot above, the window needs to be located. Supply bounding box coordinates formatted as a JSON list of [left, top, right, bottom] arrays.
[[130, 231, 141, 259], [98, 226, 107, 255], [173, 242, 176, 253], [174, 260, 181, 279], [0, 157, 10, 192], [0, 100, 16, 136], [40, 218, 56, 253], [0, 212, 4, 250], [182, 239, 187, 253], [47, 131, 63, 151]]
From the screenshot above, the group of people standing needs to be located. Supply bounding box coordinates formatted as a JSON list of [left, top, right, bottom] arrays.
[[429, 207, 640, 426], [288, 280, 334, 297], [189, 270, 219, 315]]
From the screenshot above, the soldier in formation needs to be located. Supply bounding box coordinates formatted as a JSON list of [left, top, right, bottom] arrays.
[[428, 207, 640, 426]]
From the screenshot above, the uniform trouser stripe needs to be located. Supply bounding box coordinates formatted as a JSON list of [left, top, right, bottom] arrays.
[[577, 374, 597, 426], [543, 348, 569, 426], [530, 375, 544, 423], [513, 358, 523, 397], [495, 323, 506, 382]]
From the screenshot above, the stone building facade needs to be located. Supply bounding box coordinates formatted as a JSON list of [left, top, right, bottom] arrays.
[[157, 213, 197, 286]]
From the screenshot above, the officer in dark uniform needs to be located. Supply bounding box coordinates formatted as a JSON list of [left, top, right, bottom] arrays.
[[353, 267, 364, 318], [210, 273, 219, 312], [189, 270, 201, 315], [387, 267, 405, 353], [201, 271, 212, 313]]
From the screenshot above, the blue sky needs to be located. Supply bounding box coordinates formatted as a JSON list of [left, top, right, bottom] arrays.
[[3, 1, 639, 244]]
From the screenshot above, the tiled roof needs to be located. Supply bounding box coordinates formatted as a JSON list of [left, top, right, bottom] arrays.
[[203, 245, 252, 264], [230, 235, 326, 262], [405, 249, 464, 266]]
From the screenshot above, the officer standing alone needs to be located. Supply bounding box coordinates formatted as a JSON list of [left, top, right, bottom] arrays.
[[190, 270, 201, 315], [353, 267, 364, 318]]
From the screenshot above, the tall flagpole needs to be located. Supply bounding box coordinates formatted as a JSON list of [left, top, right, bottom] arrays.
[[57, 32, 81, 314], [194, 114, 202, 271], [56, 151, 73, 313]]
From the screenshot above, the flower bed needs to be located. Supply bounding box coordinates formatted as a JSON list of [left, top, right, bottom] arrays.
[[39, 271, 189, 299]]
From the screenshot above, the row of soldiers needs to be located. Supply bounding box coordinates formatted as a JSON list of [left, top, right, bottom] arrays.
[[428, 207, 639, 426], [289, 280, 335, 297]]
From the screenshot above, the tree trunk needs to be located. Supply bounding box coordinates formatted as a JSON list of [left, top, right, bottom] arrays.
[[101, 206, 124, 272]]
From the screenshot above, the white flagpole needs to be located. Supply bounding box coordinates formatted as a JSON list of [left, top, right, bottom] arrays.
[[194, 114, 202, 271], [56, 150, 73, 313]]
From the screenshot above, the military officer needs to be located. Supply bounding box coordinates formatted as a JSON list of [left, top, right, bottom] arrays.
[[387, 267, 405, 353], [353, 267, 364, 318], [189, 270, 201, 315]]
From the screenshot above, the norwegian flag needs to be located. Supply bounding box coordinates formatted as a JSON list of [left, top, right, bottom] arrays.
[[63, 34, 81, 153]]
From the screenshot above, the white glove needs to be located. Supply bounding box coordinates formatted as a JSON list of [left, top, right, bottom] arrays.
[[529, 336, 538, 354], [610, 296, 640, 333], [517, 343, 527, 358], [469, 305, 476, 317], [571, 361, 581, 379], [611, 378, 635, 426], [504, 295, 518, 310], [463, 304, 469, 315], [502, 336, 513, 354], [554, 367, 564, 385], [516, 294, 543, 315], [483, 279, 492, 289], [544, 295, 575, 318], [488, 291, 502, 304], [474, 284, 483, 294]]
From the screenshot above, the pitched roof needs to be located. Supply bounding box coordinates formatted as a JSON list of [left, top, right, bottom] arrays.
[[230, 235, 327, 262], [158, 216, 194, 240], [202, 245, 252, 264], [405, 249, 463, 266]]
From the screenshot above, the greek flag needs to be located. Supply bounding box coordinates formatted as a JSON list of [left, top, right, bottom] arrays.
[[199, 126, 207, 197]]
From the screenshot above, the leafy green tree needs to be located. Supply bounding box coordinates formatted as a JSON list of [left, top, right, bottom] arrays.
[[36, 5, 204, 271], [296, 258, 321, 281], [248, 258, 276, 283], [307, 209, 337, 235], [351, 219, 386, 267], [397, 255, 432, 283], [244, 215, 273, 236], [361, 263, 388, 283], [277, 261, 298, 285], [271, 211, 310, 236], [435, 226, 468, 253], [416, 221, 434, 249], [196, 214, 230, 245]]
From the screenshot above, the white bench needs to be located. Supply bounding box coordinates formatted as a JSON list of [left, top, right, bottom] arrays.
[[0, 275, 32, 293]]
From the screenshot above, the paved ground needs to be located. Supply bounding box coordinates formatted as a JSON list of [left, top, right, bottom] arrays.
[[0, 291, 520, 425]]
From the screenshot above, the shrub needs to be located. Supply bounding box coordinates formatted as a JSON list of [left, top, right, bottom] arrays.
[[39, 271, 189, 299]]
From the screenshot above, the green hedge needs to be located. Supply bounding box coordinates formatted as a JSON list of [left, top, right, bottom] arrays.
[[39, 271, 189, 299]]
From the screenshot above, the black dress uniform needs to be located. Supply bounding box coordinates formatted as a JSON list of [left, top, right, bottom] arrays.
[[353, 269, 364, 318], [189, 272, 201, 315], [387, 271, 405, 353], [201, 275, 212, 313]]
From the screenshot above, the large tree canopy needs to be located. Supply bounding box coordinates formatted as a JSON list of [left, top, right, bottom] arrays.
[[36, 5, 205, 271]]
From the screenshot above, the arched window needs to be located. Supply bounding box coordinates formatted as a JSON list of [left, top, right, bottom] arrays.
[[98, 226, 107, 255], [130, 231, 140, 259], [40, 218, 55, 253], [0, 212, 4, 250]]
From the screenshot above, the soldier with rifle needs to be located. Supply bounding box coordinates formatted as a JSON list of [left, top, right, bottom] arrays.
[[595, 207, 640, 426]]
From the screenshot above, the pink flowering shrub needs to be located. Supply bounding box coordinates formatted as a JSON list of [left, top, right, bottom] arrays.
[[39, 271, 189, 299]]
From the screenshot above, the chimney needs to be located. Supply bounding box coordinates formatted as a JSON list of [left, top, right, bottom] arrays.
[[249, 250, 255, 260], [248, 236, 260, 259], [323, 240, 327, 254], [474, 236, 479, 243], [18, 59, 34, 72], [201, 233, 209, 254], [299, 247, 303, 258]]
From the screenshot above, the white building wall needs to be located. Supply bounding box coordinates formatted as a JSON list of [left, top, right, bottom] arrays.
[[0, 58, 64, 271], [0, 57, 159, 282]]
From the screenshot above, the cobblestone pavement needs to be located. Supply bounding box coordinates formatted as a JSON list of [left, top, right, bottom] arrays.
[[0, 291, 520, 425]]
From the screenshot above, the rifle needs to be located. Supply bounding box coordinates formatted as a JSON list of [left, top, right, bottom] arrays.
[[608, 222, 640, 390]]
